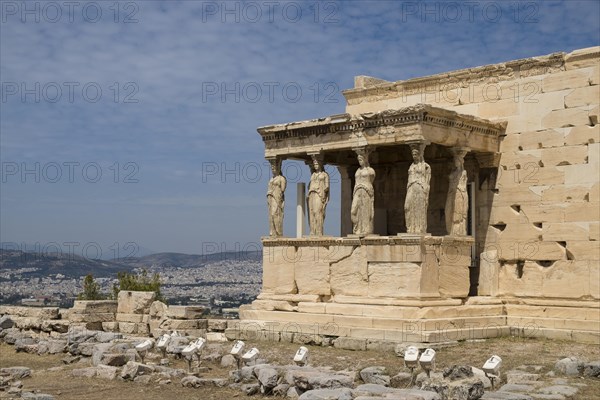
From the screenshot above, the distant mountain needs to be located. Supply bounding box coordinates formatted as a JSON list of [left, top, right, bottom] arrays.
[[0, 242, 156, 260], [119, 251, 261, 269], [0, 249, 131, 278], [0, 248, 262, 278]]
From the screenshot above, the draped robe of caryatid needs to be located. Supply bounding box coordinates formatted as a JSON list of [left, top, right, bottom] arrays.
[[267, 174, 286, 236], [405, 161, 431, 234], [307, 170, 329, 236], [351, 166, 375, 235], [446, 167, 468, 235]]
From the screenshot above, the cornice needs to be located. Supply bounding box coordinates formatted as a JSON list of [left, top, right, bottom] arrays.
[[257, 104, 505, 143]]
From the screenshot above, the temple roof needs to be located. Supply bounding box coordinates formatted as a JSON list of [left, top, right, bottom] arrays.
[[257, 104, 506, 159]]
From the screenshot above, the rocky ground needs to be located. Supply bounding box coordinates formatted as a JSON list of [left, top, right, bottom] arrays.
[[0, 317, 598, 400]]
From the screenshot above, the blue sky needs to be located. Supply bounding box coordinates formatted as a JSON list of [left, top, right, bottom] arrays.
[[1, 0, 599, 257]]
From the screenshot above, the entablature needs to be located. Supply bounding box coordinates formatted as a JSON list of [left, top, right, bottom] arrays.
[[257, 104, 506, 160]]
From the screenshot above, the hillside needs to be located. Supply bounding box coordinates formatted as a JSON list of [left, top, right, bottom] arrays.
[[119, 251, 261, 269], [0, 249, 262, 278], [0, 249, 130, 278]]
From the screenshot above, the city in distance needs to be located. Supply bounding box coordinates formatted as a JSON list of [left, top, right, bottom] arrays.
[[0, 246, 261, 317]]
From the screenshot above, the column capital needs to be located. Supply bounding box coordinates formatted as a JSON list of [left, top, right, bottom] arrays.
[[352, 146, 372, 157], [406, 140, 431, 151], [307, 151, 325, 166], [352, 146, 374, 169], [450, 147, 470, 159], [266, 156, 285, 168]]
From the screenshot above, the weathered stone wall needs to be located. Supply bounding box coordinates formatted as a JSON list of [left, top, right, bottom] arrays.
[[260, 237, 472, 302], [343, 47, 599, 301], [0, 292, 228, 340]]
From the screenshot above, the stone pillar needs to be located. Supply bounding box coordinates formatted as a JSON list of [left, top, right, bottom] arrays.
[[267, 157, 286, 237], [351, 147, 376, 236], [296, 182, 306, 238], [404, 142, 431, 234], [338, 166, 353, 236], [445, 147, 469, 236], [306, 152, 329, 236]]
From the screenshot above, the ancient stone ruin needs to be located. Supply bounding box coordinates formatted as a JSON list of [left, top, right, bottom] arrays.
[[1, 47, 599, 400], [233, 47, 600, 348], [1, 292, 599, 399], [0, 291, 226, 340]]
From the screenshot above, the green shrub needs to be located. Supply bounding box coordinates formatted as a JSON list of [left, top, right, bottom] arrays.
[[78, 274, 105, 300], [112, 269, 166, 303]]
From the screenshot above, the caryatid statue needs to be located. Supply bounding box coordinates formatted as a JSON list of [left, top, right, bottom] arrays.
[[267, 158, 286, 237], [404, 142, 431, 234], [307, 154, 329, 236], [351, 147, 375, 236], [446, 148, 469, 236]]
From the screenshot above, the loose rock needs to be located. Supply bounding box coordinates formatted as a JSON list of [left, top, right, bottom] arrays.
[[257, 366, 280, 394], [96, 365, 118, 380], [298, 388, 353, 400], [554, 357, 582, 376], [72, 367, 98, 378], [120, 361, 154, 380], [360, 366, 390, 386], [241, 383, 260, 395], [0, 316, 15, 329], [390, 371, 413, 388], [582, 361, 600, 377], [444, 365, 474, 381], [220, 354, 237, 368], [0, 367, 31, 379], [537, 385, 578, 397]]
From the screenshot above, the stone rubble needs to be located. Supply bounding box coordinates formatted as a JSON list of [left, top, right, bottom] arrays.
[[1, 297, 598, 400], [1, 320, 597, 400]]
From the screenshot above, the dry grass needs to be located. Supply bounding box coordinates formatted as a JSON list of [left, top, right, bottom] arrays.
[[1, 337, 599, 400]]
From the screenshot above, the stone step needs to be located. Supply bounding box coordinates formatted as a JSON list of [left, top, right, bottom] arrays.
[[509, 327, 600, 345], [506, 305, 600, 321], [295, 302, 506, 319], [241, 308, 507, 332], [228, 316, 511, 345], [507, 316, 600, 332]]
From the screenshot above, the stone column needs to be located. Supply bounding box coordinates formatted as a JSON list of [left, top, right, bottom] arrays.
[[306, 152, 329, 237], [445, 147, 469, 236], [404, 142, 431, 234], [266, 157, 286, 237], [351, 147, 376, 236], [296, 182, 305, 238], [338, 166, 353, 236]]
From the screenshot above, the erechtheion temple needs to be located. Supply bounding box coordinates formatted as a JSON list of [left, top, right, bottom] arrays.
[[233, 47, 600, 348]]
